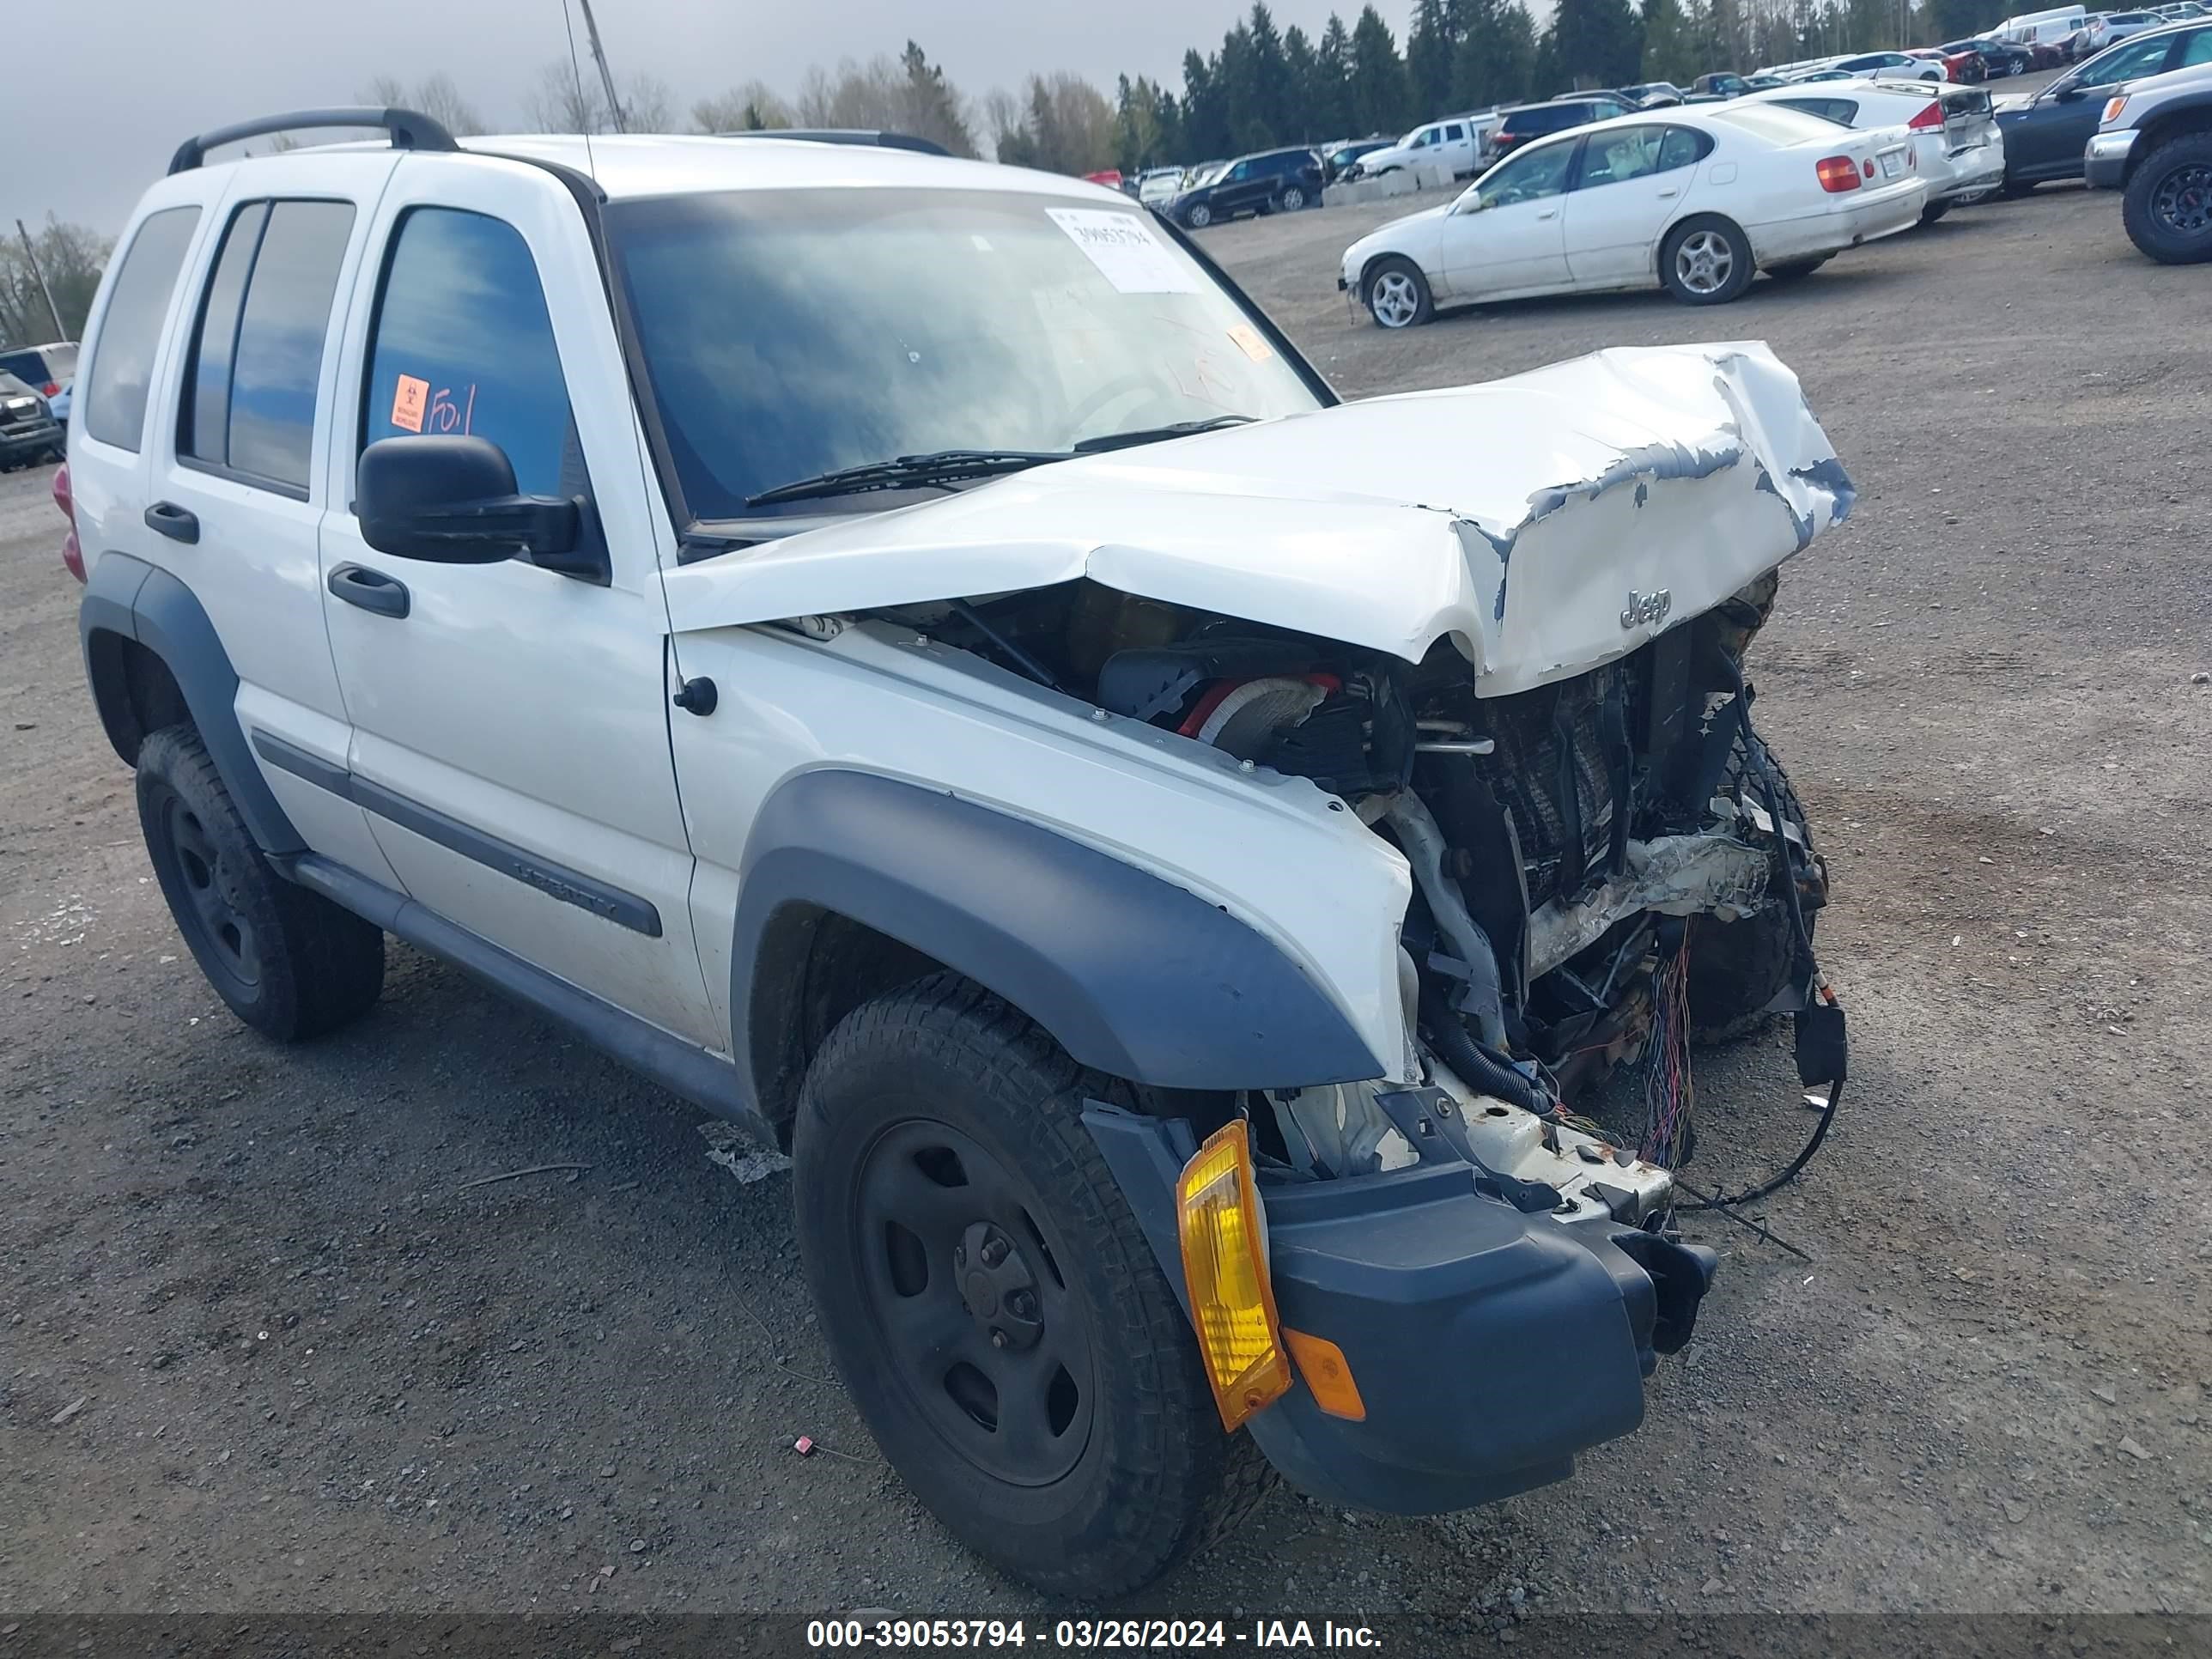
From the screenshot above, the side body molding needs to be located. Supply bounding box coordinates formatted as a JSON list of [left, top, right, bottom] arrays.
[[79, 552, 304, 854], [732, 769, 1388, 1104]]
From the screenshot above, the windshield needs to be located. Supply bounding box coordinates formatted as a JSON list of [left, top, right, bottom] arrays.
[[608, 188, 1322, 522]]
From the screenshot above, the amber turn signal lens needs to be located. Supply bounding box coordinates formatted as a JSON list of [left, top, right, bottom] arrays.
[[1176, 1121, 1293, 1431], [1282, 1328, 1366, 1421]]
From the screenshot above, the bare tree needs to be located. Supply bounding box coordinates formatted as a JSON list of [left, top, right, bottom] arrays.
[[359, 72, 487, 137], [791, 46, 978, 157], [992, 74, 1117, 174], [0, 216, 113, 349], [622, 72, 675, 131], [524, 59, 609, 132]]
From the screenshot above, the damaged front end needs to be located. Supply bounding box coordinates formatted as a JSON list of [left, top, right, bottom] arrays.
[[677, 341, 1854, 1513]]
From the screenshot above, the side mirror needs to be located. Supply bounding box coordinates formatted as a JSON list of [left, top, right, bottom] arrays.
[[2055, 82, 2086, 101], [356, 435, 597, 579]]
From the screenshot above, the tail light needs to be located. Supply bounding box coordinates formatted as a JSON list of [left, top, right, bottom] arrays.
[[1817, 155, 1863, 192], [40, 381, 59, 398], [1909, 101, 1946, 131], [54, 462, 83, 584]]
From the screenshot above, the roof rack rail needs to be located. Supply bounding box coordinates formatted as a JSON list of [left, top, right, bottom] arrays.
[[716, 128, 951, 157], [169, 106, 460, 174]]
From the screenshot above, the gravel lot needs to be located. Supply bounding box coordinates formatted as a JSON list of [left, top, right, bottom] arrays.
[[3, 152, 2209, 1638]]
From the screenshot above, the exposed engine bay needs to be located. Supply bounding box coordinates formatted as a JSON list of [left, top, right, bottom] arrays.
[[875, 571, 1845, 1227]]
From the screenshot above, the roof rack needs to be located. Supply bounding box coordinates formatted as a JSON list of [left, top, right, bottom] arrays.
[[716, 128, 951, 157], [169, 106, 459, 174]]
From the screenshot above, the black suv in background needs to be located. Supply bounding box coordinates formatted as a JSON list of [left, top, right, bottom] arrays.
[[1170, 146, 1325, 227], [0, 371, 64, 470], [1486, 94, 1635, 160]]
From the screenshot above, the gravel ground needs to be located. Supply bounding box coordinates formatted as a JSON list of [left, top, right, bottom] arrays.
[[3, 149, 2209, 1640]]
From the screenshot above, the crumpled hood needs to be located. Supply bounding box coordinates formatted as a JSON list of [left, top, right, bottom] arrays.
[[662, 342, 1854, 696]]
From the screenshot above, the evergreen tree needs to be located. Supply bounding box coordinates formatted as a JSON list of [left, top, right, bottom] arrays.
[[1640, 0, 1701, 82], [1247, 5, 1292, 143], [1547, 0, 1646, 88], [1284, 26, 1323, 140], [1182, 48, 1231, 158], [1405, 0, 1456, 119], [1317, 14, 1358, 136], [1348, 5, 1409, 134], [1453, 0, 1540, 108]]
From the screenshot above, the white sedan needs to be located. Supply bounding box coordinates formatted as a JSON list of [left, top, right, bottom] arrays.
[[1340, 103, 1927, 325], [1736, 80, 2007, 221]]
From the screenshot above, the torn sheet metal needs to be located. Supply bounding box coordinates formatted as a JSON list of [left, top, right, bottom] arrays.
[[662, 342, 1853, 697], [1526, 832, 1772, 979]]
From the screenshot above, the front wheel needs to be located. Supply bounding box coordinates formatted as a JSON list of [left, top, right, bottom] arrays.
[[1363, 255, 1434, 328], [2000, 174, 2037, 198], [2123, 134, 2212, 264], [1688, 737, 1825, 1044], [793, 975, 1272, 1596], [1661, 217, 1754, 305]]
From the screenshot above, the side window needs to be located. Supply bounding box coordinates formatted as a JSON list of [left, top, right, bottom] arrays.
[[362, 208, 578, 500], [1579, 126, 1666, 188], [81, 206, 201, 453], [1657, 126, 1713, 169], [2182, 30, 2212, 65], [1444, 124, 1466, 142], [1480, 139, 1579, 207], [179, 198, 356, 495]]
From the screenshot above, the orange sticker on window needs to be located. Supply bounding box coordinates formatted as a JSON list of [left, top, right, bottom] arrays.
[[390, 374, 429, 434], [1227, 322, 1274, 363]]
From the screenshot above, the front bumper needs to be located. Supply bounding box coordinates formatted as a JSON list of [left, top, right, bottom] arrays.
[[0, 420, 61, 465], [2084, 129, 2136, 190], [1086, 1101, 1716, 1514]]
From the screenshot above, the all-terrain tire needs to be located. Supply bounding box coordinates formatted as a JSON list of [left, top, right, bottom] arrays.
[[2122, 133, 2212, 264], [136, 725, 384, 1041], [792, 973, 1273, 1596], [1688, 737, 1823, 1045]]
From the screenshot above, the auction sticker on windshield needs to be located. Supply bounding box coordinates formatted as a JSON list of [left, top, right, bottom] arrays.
[[1045, 207, 1199, 294]]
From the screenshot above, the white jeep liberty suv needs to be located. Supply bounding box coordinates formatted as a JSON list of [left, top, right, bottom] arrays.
[[66, 107, 1854, 1596]]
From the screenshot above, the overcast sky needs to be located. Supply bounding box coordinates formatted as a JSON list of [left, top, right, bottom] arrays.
[[15, 0, 1381, 235]]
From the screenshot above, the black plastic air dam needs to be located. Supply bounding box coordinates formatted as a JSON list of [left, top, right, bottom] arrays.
[[1085, 1103, 1715, 1515]]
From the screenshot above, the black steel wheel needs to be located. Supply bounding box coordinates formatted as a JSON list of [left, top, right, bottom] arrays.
[[852, 1117, 1096, 1486], [793, 975, 1273, 1595], [2124, 134, 2212, 264], [136, 726, 384, 1040]]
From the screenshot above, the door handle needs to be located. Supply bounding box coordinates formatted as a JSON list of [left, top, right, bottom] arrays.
[[1538, 209, 1558, 219], [144, 501, 199, 544], [1657, 188, 1681, 198], [327, 562, 410, 619]]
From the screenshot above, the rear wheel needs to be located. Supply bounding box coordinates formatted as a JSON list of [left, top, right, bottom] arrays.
[[1363, 255, 1434, 329], [2123, 134, 2212, 264], [1278, 183, 1309, 210], [793, 975, 1272, 1596], [1661, 217, 1754, 305], [1182, 202, 1213, 229], [1919, 199, 1952, 226], [136, 726, 384, 1041]]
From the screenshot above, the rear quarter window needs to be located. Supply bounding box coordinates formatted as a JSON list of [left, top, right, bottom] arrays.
[[81, 206, 202, 453]]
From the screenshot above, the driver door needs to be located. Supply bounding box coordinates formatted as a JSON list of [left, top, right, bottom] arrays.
[[2010, 32, 2179, 175], [1437, 137, 1581, 299]]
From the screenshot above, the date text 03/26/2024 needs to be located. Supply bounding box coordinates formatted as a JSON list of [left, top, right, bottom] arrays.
[[805, 1619, 1383, 1650]]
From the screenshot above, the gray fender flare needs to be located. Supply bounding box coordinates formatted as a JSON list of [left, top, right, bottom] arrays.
[[732, 769, 1386, 1108], [79, 551, 304, 854]]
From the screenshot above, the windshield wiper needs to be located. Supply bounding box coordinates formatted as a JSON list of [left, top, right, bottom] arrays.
[[744, 448, 1070, 507], [1071, 414, 1257, 453]]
